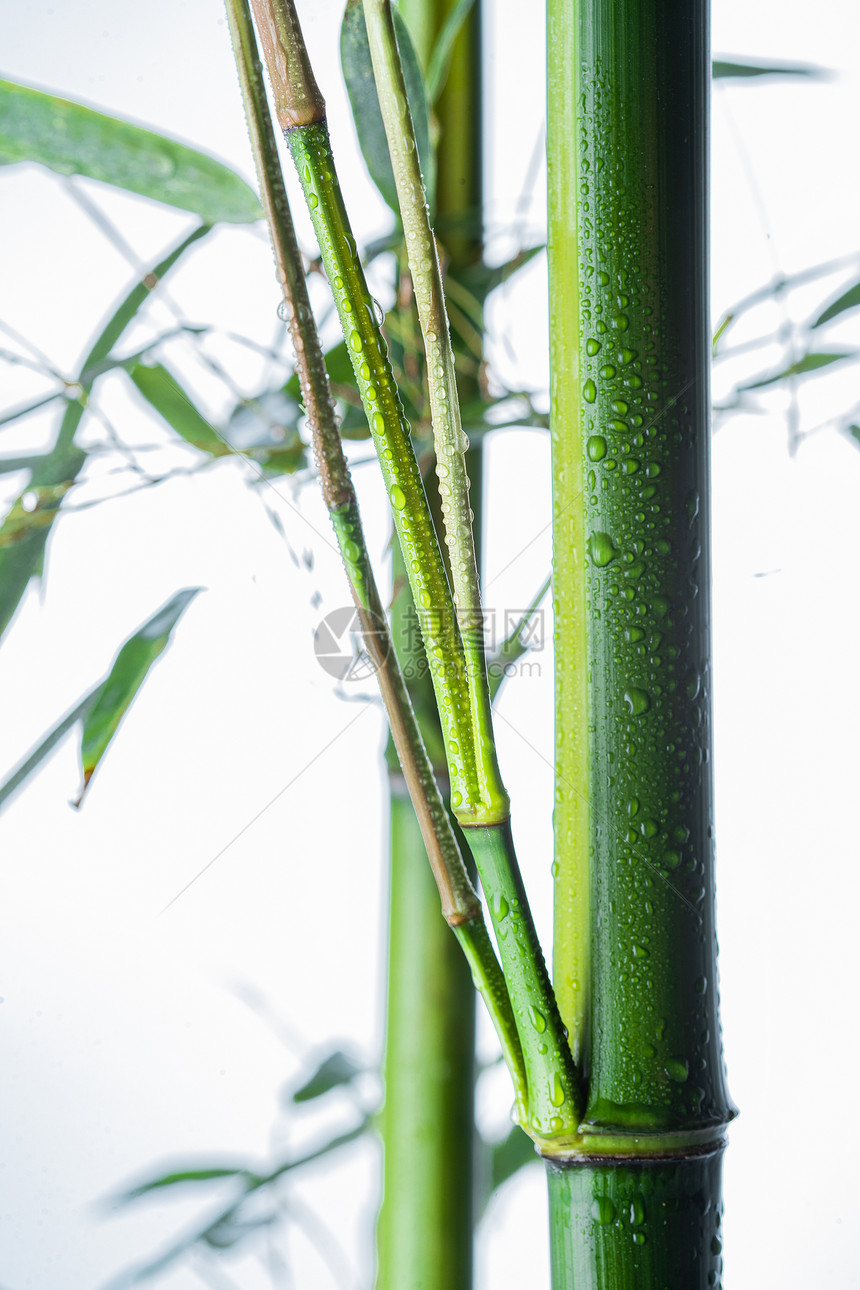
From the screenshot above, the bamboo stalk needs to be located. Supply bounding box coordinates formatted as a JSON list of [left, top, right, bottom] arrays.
[[378, 7, 485, 1285], [547, 0, 735, 1278], [225, 0, 523, 1074]]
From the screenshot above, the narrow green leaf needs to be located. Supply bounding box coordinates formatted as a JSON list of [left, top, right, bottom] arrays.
[[489, 1125, 537, 1195], [292, 1048, 363, 1103], [78, 588, 201, 800], [742, 350, 855, 389], [0, 690, 97, 813], [340, 1, 435, 215], [0, 440, 87, 640], [128, 363, 228, 455], [0, 226, 208, 644], [847, 425, 860, 449], [119, 1167, 250, 1203], [712, 59, 828, 80], [0, 79, 262, 223], [426, 0, 476, 101], [813, 281, 860, 328], [458, 245, 545, 309]]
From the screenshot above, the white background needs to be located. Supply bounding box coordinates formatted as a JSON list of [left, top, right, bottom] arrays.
[[1, 1, 859, 1287]]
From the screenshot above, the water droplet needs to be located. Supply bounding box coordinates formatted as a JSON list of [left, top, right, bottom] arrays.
[[631, 943, 649, 959], [277, 298, 294, 323], [586, 338, 601, 356], [597, 270, 610, 287], [419, 589, 432, 609], [611, 313, 629, 331], [529, 1005, 546, 1033], [632, 1232, 647, 1246], [587, 435, 607, 461], [629, 1197, 646, 1226], [628, 797, 640, 817], [350, 332, 363, 352], [308, 192, 319, 209], [550, 1071, 566, 1106], [390, 484, 407, 510], [662, 849, 681, 869], [583, 379, 597, 403], [494, 893, 510, 921], [343, 539, 360, 562], [592, 1197, 615, 1225], [588, 532, 618, 566], [600, 364, 616, 379], [665, 1057, 689, 1082], [333, 276, 344, 290], [624, 687, 650, 716], [451, 789, 463, 808]]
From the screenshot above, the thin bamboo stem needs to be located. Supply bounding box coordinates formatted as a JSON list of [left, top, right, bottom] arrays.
[[363, 0, 507, 827], [226, 0, 522, 1071]]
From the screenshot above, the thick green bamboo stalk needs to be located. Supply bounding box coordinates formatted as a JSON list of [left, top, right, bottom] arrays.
[[546, 1147, 726, 1287], [548, 0, 735, 1279]]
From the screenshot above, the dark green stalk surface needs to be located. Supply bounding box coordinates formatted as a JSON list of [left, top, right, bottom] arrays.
[[548, 0, 735, 1142], [546, 1148, 725, 1289]]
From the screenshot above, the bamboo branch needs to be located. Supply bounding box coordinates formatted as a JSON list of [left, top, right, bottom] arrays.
[[226, 0, 525, 1106]]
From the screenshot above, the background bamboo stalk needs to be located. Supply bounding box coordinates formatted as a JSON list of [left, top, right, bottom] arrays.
[[378, 6, 486, 1285]]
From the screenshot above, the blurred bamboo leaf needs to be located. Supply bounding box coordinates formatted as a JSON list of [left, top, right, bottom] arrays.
[[742, 350, 855, 389], [340, 0, 435, 215], [0, 589, 200, 811], [0, 439, 87, 639], [119, 1167, 252, 1202], [292, 1048, 364, 1103], [712, 59, 828, 80], [457, 245, 545, 308], [0, 690, 96, 812], [813, 281, 860, 328], [78, 588, 202, 802], [0, 79, 262, 223], [0, 226, 209, 643], [484, 1125, 537, 1206], [128, 362, 230, 456]]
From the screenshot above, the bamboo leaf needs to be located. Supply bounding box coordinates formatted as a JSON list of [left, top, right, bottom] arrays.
[[847, 425, 860, 449], [742, 350, 856, 389], [291, 1049, 363, 1102], [0, 227, 209, 645], [0, 79, 262, 223], [457, 245, 545, 308], [813, 281, 860, 328], [488, 1124, 537, 1195], [426, 0, 476, 101], [78, 588, 201, 801], [128, 363, 230, 456], [0, 439, 87, 640], [340, 1, 435, 215], [0, 691, 96, 813], [712, 59, 828, 80], [118, 1167, 251, 1203]]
